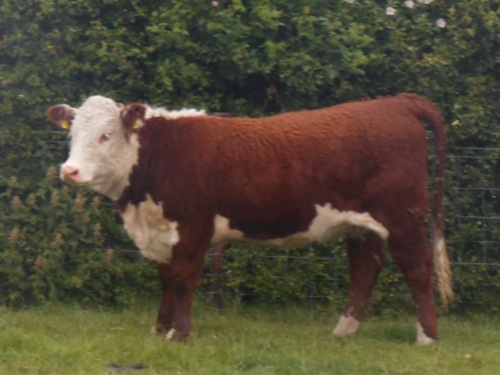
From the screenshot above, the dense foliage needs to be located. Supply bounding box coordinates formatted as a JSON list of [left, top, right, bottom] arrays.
[[0, 0, 498, 310]]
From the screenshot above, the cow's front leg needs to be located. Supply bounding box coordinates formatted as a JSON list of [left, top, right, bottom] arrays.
[[152, 263, 175, 334], [167, 235, 208, 342]]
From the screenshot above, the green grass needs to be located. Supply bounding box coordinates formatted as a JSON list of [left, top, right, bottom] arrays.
[[0, 301, 499, 375]]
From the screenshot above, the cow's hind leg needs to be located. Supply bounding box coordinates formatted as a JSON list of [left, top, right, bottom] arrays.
[[152, 263, 175, 334], [333, 232, 385, 337], [388, 224, 437, 345]]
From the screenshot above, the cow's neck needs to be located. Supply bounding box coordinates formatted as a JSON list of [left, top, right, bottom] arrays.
[[114, 172, 145, 213], [105, 176, 133, 201], [106, 134, 141, 201]]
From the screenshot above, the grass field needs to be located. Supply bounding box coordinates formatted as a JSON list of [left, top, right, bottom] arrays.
[[0, 301, 499, 375]]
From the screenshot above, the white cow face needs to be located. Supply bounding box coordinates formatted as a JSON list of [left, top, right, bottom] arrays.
[[48, 95, 140, 200]]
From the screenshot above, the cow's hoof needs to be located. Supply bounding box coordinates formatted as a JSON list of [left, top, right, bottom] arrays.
[[151, 323, 169, 335], [416, 323, 436, 345], [332, 315, 361, 337], [165, 328, 190, 342]]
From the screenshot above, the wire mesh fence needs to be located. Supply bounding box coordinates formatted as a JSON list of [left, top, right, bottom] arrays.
[[26, 129, 500, 308]]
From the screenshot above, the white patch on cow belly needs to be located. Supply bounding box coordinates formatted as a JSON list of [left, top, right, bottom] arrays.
[[210, 204, 388, 248], [268, 204, 388, 247], [309, 204, 388, 241], [121, 195, 179, 263], [211, 215, 245, 245]]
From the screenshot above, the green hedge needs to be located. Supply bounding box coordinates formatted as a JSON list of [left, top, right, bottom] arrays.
[[0, 130, 160, 306], [0, 0, 498, 310]]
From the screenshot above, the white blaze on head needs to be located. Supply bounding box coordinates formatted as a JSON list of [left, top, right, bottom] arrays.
[[49, 95, 139, 200], [48, 96, 208, 200]]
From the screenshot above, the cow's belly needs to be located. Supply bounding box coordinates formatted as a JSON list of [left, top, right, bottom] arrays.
[[120, 199, 389, 262], [121, 195, 179, 263], [211, 203, 389, 248]]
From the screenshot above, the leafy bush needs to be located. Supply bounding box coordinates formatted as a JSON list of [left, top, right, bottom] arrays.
[[0, 129, 159, 306], [0, 0, 498, 310]]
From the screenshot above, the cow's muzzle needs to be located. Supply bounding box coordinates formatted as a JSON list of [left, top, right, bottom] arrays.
[[60, 165, 81, 183]]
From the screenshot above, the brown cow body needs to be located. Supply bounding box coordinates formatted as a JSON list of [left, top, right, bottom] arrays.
[[48, 93, 452, 344]]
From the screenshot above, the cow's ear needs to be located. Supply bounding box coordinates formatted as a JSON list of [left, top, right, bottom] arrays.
[[121, 103, 147, 135], [47, 104, 76, 131]]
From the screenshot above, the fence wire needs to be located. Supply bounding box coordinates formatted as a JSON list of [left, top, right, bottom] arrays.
[[37, 130, 499, 306]]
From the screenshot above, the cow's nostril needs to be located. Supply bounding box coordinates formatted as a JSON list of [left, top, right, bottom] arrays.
[[61, 165, 80, 182]]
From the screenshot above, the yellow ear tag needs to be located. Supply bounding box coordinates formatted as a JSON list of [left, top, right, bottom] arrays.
[[133, 119, 141, 130], [61, 120, 70, 130]]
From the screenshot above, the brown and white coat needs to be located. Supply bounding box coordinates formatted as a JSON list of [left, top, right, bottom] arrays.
[[48, 93, 452, 344]]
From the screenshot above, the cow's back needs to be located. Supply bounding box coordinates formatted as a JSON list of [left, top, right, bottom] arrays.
[[129, 95, 429, 241]]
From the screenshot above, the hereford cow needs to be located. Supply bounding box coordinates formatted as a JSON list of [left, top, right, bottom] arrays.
[[47, 93, 452, 344]]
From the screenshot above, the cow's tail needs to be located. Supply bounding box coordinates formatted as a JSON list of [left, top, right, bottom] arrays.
[[398, 93, 454, 310]]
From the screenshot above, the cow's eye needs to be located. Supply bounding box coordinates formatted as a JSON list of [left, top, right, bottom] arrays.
[[99, 133, 112, 143]]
